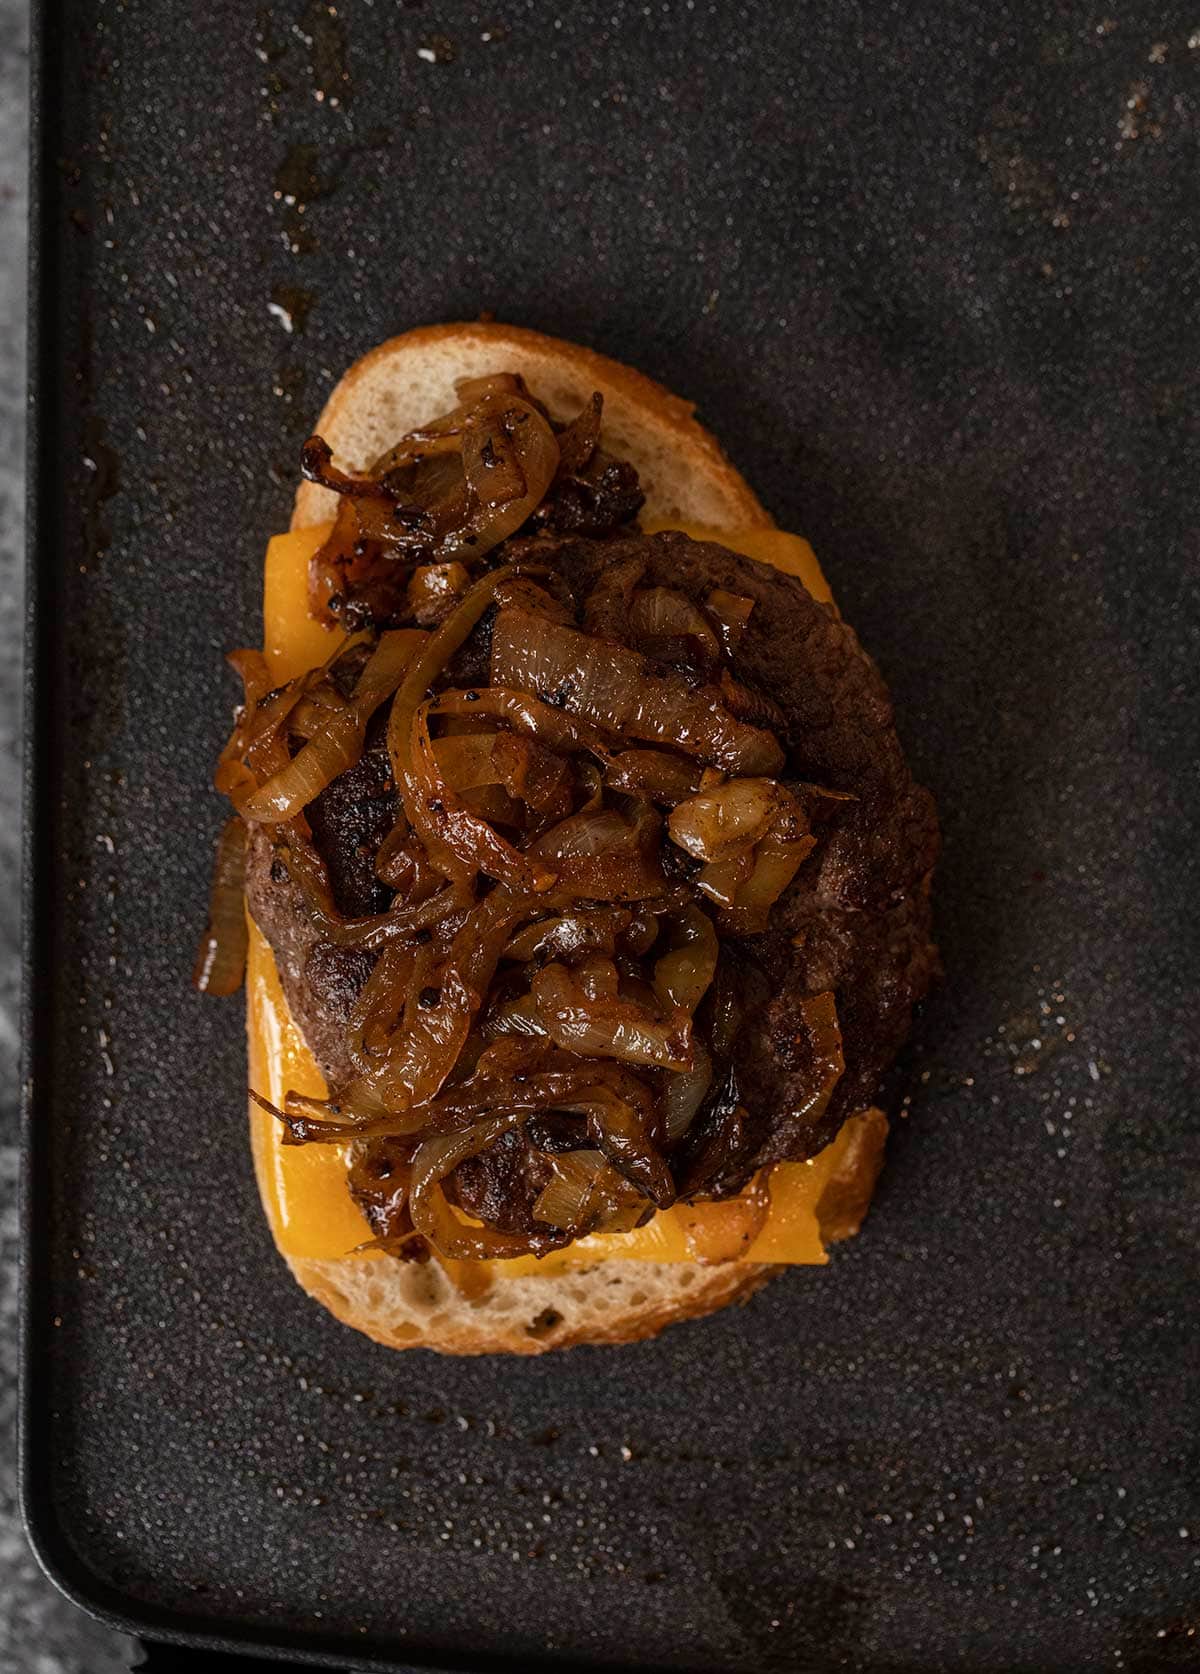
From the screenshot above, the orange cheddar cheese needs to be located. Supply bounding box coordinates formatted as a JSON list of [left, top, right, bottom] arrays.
[[249, 516, 862, 1271]]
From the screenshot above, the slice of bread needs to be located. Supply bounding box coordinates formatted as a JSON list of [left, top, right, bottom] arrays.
[[258, 321, 882, 1354], [291, 321, 771, 534]]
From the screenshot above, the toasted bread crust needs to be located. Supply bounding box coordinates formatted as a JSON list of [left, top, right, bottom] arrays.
[[285, 1249, 775, 1356]]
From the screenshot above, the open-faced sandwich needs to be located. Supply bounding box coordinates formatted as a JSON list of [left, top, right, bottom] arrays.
[[194, 322, 939, 1354]]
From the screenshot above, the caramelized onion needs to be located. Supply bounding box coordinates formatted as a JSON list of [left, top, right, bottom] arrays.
[[434, 730, 572, 818], [226, 648, 272, 707], [301, 436, 408, 498], [491, 572, 577, 624], [217, 633, 362, 805], [553, 392, 603, 478], [573, 953, 621, 1001], [555, 1078, 674, 1205], [718, 668, 788, 735], [532, 1147, 647, 1235], [792, 990, 845, 1125], [490, 607, 784, 774], [213, 654, 269, 805], [653, 904, 719, 1014], [501, 907, 632, 963], [305, 387, 560, 624], [271, 1053, 652, 1143], [406, 562, 470, 626], [412, 702, 559, 890], [481, 990, 548, 1040], [532, 804, 668, 901], [409, 1118, 549, 1260], [241, 630, 424, 822], [453, 371, 530, 406], [622, 906, 660, 957], [604, 749, 702, 806], [582, 552, 646, 640], [192, 817, 248, 995], [706, 588, 756, 655], [372, 821, 443, 898], [387, 569, 545, 889], [281, 831, 471, 950], [629, 586, 720, 671], [707, 958, 744, 1063], [354, 886, 539, 1109], [667, 778, 781, 863], [444, 394, 560, 559], [695, 851, 754, 909], [346, 942, 415, 1076], [720, 801, 816, 934], [532, 961, 693, 1072], [663, 1043, 712, 1141], [215, 674, 304, 804], [429, 688, 613, 762]]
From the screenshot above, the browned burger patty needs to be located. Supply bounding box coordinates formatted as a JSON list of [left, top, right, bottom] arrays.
[[246, 528, 938, 1232]]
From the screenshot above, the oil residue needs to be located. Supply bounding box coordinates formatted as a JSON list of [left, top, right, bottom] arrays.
[[269, 283, 314, 336], [273, 143, 331, 255], [272, 130, 392, 256], [300, 0, 352, 106], [274, 142, 332, 203], [254, 6, 290, 114], [81, 413, 121, 567], [418, 34, 457, 64]]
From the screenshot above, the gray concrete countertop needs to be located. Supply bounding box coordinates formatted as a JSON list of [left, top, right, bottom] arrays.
[[0, 3, 133, 1669]]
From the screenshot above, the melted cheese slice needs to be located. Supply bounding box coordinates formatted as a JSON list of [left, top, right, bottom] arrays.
[[250, 517, 857, 1271]]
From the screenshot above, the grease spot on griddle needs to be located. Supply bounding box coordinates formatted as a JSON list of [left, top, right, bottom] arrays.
[[254, 6, 286, 64], [1116, 78, 1165, 145], [299, 0, 353, 107], [269, 283, 314, 335], [417, 35, 457, 64], [81, 414, 120, 567], [254, 5, 291, 116], [272, 130, 392, 254], [275, 141, 331, 204], [991, 994, 1078, 1079], [273, 142, 331, 254]]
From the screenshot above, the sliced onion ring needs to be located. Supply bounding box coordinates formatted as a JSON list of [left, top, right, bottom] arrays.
[[667, 777, 782, 863], [192, 817, 248, 995], [532, 961, 693, 1073], [241, 630, 425, 823], [490, 606, 784, 775], [409, 1118, 550, 1260], [653, 904, 719, 1014]]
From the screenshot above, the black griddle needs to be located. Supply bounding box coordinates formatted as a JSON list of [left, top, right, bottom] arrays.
[[20, 1, 1200, 1670]]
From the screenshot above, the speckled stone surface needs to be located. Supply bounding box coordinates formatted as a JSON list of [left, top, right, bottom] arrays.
[[16, 2, 1200, 1672], [0, 4, 135, 1671]]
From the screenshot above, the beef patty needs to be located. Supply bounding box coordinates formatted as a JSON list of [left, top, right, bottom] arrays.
[[246, 529, 938, 1230]]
